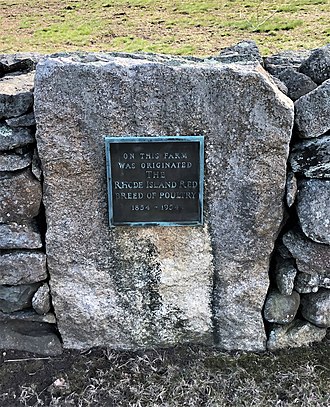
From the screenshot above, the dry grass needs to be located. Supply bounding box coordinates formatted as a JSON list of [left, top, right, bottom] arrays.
[[1, 0, 330, 56], [0, 342, 329, 406]]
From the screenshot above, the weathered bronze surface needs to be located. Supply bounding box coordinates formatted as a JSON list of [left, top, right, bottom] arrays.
[[105, 136, 204, 226]]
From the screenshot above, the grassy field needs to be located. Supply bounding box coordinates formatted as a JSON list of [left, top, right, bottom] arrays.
[[0, 343, 329, 406], [1, 0, 330, 56]]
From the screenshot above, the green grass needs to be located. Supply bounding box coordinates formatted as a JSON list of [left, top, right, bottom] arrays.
[[1, 0, 329, 56]]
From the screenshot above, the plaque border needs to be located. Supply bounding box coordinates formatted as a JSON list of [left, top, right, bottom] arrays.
[[105, 136, 204, 227]]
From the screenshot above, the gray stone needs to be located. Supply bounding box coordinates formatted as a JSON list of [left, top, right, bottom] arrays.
[[289, 135, 330, 178], [299, 44, 330, 85], [0, 124, 34, 151], [0, 310, 56, 324], [263, 50, 312, 77], [270, 76, 288, 95], [264, 289, 300, 324], [274, 258, 297, 295], [296, 179, 330, 244], [285, 172, 297, 207], [301, 288, 330, 328], [0, 251, 47, 285], [31, 148, 42, 181], [0, 283, 40, 313], [0, 53, 40, 75], [0, 170, 42, 222], [32, 284, 51, 315], [0, 151, 32, 171], [294, 272, 322, 294], [0, 72, 34, 119], [213, 40, 263, 65], [267, 319, 327, 351], [278, 68, 317, 101], [0, 320, 62, 355], [6, 112, 36, 127], [34, 54, 293, 351], [0, 221, 42, 249], [282, 229, 330, 278], [295, 79, 330, 139]]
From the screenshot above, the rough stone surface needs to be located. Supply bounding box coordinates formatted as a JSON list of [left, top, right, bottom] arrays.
[[213, 40, 263, 65], [32, 284, 51, 315], [294, 79, 330, 139], [282, 229, 330, 278], [0, 320, 62, 355], [274, 258, 297, 295], [301, 288, 330, 328], [299, 44, 330, 85], [0, 72, 34, 119], [0, 53, 40, 75], [34, 54, 293, 351], [264, 289, 300, 324], [0, 170, 42, 222], [263, 50, 311, 77], [0, 221, 42, 249], [0, 283, 40, 313], [277, 68, 317, 101], [294, 272, 327, 294], [6, 111, 36, 127], [296, 179, 330, 244], [0, 124, 34, 151], [289, 135, 330, 178], [31, 148, 43, 181], [0, 251, 47, 285], [267, 319, 327, 351], [0, 151, 32, 171], [285, 172, 297, 207], [0, 310, 56, 324]]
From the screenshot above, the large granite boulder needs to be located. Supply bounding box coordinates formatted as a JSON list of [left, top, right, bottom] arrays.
[[296, 179, 330, 244], [34, 53, 293, 351], [277, 68, 317, 101], [299, 44, 330, 85]]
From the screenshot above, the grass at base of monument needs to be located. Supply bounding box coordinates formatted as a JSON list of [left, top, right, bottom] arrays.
[[0, 341, 329, 406], [1, 0, 330, 57]]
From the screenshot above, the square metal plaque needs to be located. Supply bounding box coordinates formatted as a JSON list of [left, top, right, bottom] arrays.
[[105, 136, 204, 226]]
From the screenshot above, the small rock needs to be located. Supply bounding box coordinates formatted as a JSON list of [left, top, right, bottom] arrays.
[[264, 289, 300, 324], [0, 170, 42, 222], [295, 79, 330, 139], [299, 44, 330, 85], [301, 288, 330, 328], [213, 40, 263, 65], [0, 72, 34, 119], [264, 50, 312, 77], [274, 258, 297, 295], [0, 221, 42, 249], [0, 283, 41, 313], [283, 229, 330, 278], [0, 251, 47, 285], [294, 272, 321, 294], [267, 319, 327, 350], [0, 309, 56, 324], [6, 111, 36, 127], [0, 124, 34, 151], [0, 151, 32, 171], [278, 68, 317, 101], [0, 53, 40, 75], [32, 284, 51, 315], [0, 320, 62, 355], [289, 134, 330, 178], [296, 179, 330, 244], [285, 172, 298, 207]]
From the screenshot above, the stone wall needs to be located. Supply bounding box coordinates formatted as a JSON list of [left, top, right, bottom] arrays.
[[0, 43, 329, 355]]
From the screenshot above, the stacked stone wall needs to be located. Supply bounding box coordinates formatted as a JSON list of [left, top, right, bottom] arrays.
[[0, 44, 328, 354], [0, 55, 62, 355]]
